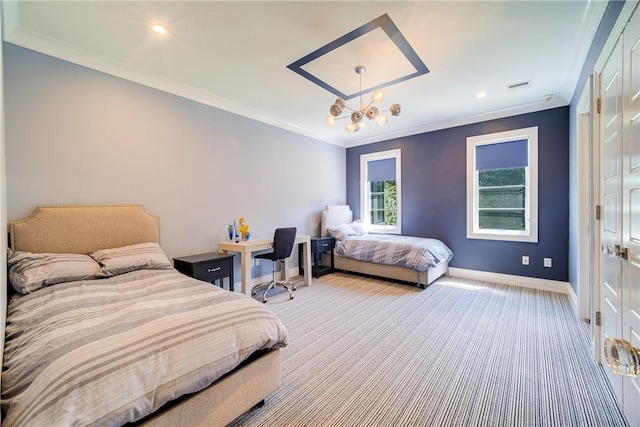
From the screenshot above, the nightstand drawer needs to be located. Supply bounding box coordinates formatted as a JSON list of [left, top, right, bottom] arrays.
[[312, 238, 335, 253], [192, 260, 230, 282]]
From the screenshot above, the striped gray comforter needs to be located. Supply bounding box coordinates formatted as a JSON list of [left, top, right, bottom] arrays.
[[1, 269, 289, 426], [335, 235, 454, 272]]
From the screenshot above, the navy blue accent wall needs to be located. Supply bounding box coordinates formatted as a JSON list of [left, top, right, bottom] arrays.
[[347, 107, 569, 281]]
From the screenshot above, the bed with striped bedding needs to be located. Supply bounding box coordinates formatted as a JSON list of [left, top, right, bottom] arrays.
[[335, 234, 454, 272], [321, 205, 453, 287], [1, 269, 289, 426]]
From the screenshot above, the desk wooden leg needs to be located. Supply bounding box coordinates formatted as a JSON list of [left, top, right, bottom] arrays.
[[283, 243, 311, 288], [218, 248, 238, 293], [241, 253, 252, 296], [302, 241, 312, 287]]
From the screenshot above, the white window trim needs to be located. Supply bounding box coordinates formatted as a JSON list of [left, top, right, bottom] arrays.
[[360, 149, 402, 234], [466, 127, 538, 243]]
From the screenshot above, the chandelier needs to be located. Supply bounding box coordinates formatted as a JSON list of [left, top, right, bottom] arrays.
[[325, 65, 401, 134]]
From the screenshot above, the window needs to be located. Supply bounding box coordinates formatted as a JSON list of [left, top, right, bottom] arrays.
[[466, 127, 538, 242], [361, 149, 401, 234]]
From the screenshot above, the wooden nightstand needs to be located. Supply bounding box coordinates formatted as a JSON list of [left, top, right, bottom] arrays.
[[299, 236, 335, 278], [173, 252, 235, 291]]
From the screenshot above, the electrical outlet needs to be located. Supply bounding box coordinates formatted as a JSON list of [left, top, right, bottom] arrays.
[[544, 258, 552, 268], [522, 256, 529, 265]]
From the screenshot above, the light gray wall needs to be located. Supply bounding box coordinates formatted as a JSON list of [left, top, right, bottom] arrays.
[[3, 43, 345, 280]]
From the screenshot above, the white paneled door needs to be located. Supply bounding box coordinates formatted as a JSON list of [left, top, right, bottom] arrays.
[[599, 33, 624, 405], [599, 5, 640, 426], [622, 7, 640, 425]]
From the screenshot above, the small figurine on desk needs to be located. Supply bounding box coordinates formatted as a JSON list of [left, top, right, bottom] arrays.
[[227, 224, 234, 241], [238, 217, 250, 241]]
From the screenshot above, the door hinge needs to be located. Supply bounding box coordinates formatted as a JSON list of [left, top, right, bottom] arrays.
[[597, 97, 601, 114], [596, 311, 601, 326], [596, 205, 601, 220]]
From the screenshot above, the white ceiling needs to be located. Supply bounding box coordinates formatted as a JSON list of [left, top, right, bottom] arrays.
[[2, 1, 608, 148]]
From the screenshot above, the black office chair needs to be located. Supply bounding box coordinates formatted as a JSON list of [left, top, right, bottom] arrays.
[[251, 227, 297, 303]]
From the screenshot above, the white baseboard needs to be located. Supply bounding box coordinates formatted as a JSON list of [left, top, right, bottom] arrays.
[[448, 267, 573, 295]]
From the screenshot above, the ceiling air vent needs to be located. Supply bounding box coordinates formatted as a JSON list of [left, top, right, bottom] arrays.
[[506, 80, 532, 92]]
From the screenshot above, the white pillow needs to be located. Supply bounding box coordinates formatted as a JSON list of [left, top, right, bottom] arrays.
[[89, 242, 172, 277], [326, 223, 358, 241], [348, 220, 367, 236]]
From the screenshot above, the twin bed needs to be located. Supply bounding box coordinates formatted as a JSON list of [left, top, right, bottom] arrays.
[[1, 204, 453, 426], [321, 205, 453, 288], [2, 205, 288, 426]]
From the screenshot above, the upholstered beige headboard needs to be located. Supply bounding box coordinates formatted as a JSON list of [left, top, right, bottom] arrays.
[[320, 205, 354, 237], [9, 205, 160, 254]]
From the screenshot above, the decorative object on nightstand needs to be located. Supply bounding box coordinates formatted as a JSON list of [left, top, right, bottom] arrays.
[[299, 236, 335, 278], [173, 252, 235, 291]]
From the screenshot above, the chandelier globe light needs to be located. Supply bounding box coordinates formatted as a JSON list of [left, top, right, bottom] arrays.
[[325, 66, 401, 134]]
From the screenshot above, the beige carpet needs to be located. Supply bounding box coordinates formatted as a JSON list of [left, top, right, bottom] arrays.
[[230, 272, 627, 427]]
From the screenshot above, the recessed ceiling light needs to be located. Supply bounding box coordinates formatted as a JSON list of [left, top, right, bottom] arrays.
[[152, 24, 167, 35], [476, 91, 487, 99]]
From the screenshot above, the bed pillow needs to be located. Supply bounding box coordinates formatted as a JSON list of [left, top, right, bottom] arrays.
[[348, 220, 368, 236], [326, 223, 358, 241], [89, 242, 172, 277], [7, 249, 101, 294]]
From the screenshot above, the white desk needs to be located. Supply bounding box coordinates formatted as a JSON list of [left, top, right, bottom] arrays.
[[218, 235, 312, 295]]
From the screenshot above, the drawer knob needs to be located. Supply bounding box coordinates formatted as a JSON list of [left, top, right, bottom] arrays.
[[208, 267, 221, 272], [322, 243, 329, 247]]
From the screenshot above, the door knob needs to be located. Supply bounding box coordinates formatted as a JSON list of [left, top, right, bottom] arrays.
[[604, 337, 639, 377], [605, 245, 629, 259]]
